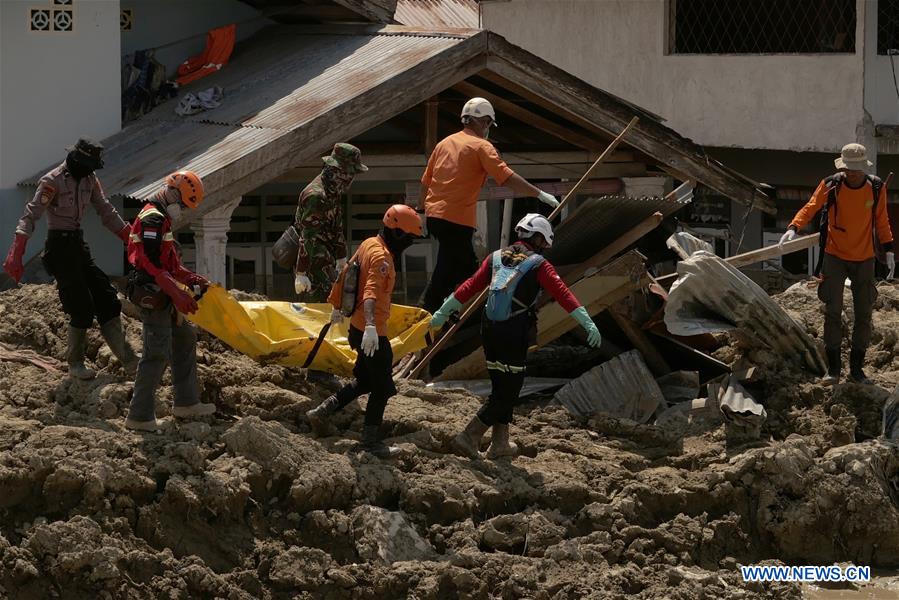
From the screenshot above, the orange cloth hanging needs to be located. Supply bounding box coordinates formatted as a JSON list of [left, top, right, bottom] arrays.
[[176, 24, 236, 86]]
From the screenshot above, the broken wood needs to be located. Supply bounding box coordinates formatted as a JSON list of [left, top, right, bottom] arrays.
[[610, 309, 671, 376], [406, 116, 640, 380], [655, 233, 819, 287]]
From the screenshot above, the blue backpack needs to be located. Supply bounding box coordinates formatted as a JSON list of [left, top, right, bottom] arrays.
[[485, 250, 544, 322]]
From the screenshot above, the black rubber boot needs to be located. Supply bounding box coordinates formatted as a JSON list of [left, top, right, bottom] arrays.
[[823, 348, 841, 385], [306, 395, 339, 436], [361, 424, 400, 458], [848, 348, 871, 384]]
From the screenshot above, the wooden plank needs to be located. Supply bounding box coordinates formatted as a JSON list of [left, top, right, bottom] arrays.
[[610, 309, 671, 376], [425, 96, 439, 155], [482, 34, 774, 214], [453, 81, 604, 152], [655, 233, 819, 287], [333, 0, 396, 23]]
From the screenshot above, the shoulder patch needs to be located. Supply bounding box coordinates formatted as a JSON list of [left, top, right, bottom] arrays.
[[38, 181, 56, 205], [378, 260, 389, 276]]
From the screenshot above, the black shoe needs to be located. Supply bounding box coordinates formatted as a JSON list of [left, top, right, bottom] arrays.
[[823, 348, 841, 385], [848, 348, 871, 384], [306, 395, 339, 436], [361, 424, 401, 458]]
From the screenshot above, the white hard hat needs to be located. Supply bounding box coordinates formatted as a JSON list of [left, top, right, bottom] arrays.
[[461, 97, 497, 126], [515, 213, 554, 247]]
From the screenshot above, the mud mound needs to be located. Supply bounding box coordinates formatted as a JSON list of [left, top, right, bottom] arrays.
[[2, 283, 899, 598]]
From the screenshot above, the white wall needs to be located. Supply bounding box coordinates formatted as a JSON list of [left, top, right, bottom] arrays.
[[481, 0, 866, 153], [864, 0, 899, 128], [0, 0, 122, 273], [121, 0, 266, 78]]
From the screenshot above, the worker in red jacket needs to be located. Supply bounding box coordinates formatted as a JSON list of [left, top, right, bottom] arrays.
[[124, 170, 216, 431], [430, 214, 601, 459]]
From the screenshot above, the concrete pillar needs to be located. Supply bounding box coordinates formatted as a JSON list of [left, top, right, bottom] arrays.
[[192, 197, 241, 286], [621, 176, 672, 199]]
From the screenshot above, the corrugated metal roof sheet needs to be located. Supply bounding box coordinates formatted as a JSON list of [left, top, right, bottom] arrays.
[[395, 0, 479, 29], [546, 192, 692, 266], [19, 27, 467, 200], [664, 251, 827, 374], [554, 350, 664, 422]]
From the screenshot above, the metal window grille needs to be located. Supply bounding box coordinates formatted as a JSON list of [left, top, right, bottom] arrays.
[[668, 0, 856, 54], [879, 0, 899, 54]]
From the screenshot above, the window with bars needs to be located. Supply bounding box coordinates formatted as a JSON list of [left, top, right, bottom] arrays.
[[668, 0, 856, 54], [879, 0, 899, 54]]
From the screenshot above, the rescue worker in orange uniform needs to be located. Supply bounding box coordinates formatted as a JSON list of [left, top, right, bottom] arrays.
[[431, 214, 601, 459], [124, 170, 216, 431], [2, 138, 138, 379], [305, 205, 423, 457], [779, 143, 894, 384], [418, 97, 560, 313]]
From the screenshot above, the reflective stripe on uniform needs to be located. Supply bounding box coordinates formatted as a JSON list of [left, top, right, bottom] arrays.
[[163, 232, 175, 241], [486, 360, 525, 374], [129, 233, 142, 243], [138, 206, 165, 220]]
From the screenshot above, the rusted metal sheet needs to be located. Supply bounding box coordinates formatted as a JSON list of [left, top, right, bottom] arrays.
[[664, 251, 827, 374], [547, 193, 692, 266], [554, 350, 664, 422], [18, 28, 467, 199], [395, 0, 479, 29]]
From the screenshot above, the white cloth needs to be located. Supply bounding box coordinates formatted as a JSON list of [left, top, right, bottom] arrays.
[[294, 273, 311, 294]]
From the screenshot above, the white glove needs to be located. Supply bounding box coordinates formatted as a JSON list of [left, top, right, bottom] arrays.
[[778, 229, 798, 247], [330, 308, 345, 325], [361, 325, 379, 357], [294, 273, 312, 294], [335, 257, 347, 272], [887, 251, 896, 280], [538, 190, 559, 208]]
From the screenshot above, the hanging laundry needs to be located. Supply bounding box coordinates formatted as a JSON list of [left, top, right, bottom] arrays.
[[176, 24, 236, 86]]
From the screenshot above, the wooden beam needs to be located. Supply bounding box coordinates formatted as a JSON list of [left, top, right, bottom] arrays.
[[332, 0, 396, 23], [453, 80, 604, 152], [481, 34, 774, 214], [425, 96, 439, 156], [654, 233, 819, 287], [610, 308, 671, 376]]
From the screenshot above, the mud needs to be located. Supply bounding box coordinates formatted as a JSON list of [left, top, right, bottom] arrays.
[[1, 282, 899, 598]]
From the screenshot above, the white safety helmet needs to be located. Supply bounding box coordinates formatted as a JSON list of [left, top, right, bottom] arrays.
[[461, 97, 497, 126], [515, 213, 554, 247]]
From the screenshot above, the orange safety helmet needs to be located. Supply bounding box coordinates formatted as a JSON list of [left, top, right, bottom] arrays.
[[383, 204, 423, 236], [164, 170, 204, 208]]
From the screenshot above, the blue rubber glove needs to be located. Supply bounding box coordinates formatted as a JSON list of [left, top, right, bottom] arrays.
[[431, 294, 463, 328], [570, 306, 601, 348]]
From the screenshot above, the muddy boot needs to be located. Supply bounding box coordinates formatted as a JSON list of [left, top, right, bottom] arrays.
[[306, 395, 340, 437], [485, 423, 518, 459], [451, 416, 489, 459], [100, 316, 139, 377], [822, 347, 841, 386], [172, 403, 216, 418], [848, 348, 871, 384], [361, 424, 400, 458], [125, 417, 160, 432], [67, 326, 96, 380]]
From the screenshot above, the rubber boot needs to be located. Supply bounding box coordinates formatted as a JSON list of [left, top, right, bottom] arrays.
[[822, 348, 841, 386], [67, 326, 96, 380], [306, 395, 340, 437], [100, 316, 139, 377], [848, 348, 871, 384], [485, 423, 518, 459], [361, 424, 401, 458], [172, 403, 216, 418], [451, 416, 489, 459]]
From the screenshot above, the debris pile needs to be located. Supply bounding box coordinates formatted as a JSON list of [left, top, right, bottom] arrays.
[[2, 282, 899, 598]]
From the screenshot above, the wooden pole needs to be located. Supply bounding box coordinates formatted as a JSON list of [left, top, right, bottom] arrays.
[[406, 116, 640, 380]]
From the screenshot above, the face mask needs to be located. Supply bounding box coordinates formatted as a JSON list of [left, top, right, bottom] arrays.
[[166, 202, 182, 221], [382, 227, 415, 255], [65, 154, 94, 179]]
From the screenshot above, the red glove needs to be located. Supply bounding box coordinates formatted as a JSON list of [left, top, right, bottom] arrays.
[[116, 224, 131, 245], [3, 234, 28, 283], [154, 271, 198, 314]]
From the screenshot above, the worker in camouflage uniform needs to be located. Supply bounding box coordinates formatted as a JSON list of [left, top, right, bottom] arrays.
[[294, 143, 368, 301]]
